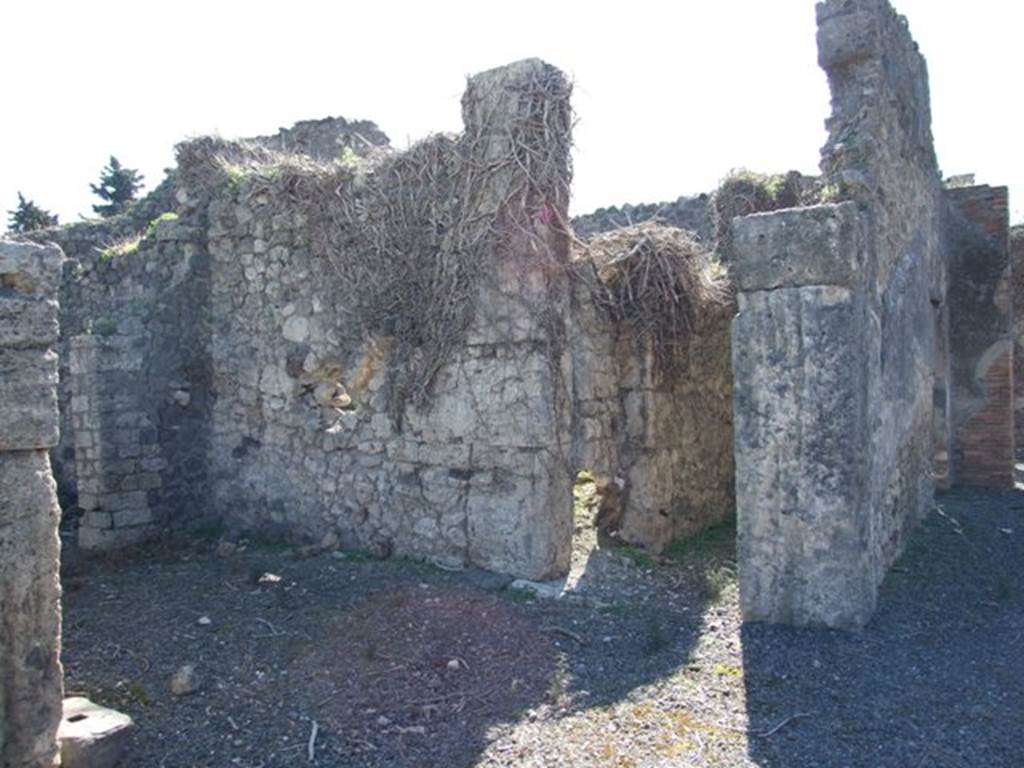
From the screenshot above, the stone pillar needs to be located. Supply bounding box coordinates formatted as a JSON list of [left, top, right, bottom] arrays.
[[0, 240, 64, 768], [731, 204, 878, 629], [731, 0, 947, 629], [423, 59, 575, 579]]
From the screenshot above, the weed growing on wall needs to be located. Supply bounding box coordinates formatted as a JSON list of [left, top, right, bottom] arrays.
[[144, 212, 179, 239], [98, 235, 142, 262]]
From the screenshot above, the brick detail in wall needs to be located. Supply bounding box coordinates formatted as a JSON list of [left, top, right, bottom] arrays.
[[956, 348, 1014, 487], [947, 184, 1014, 487], [1011, 228, 1024, 466]]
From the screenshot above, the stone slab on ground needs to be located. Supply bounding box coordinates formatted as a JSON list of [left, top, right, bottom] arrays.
[[58, 697, 133, 768], [509, 578, 567, 600]]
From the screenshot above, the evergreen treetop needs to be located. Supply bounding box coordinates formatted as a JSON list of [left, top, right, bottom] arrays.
[[90, 156, 144, 217], [6, 192, 59, 234]]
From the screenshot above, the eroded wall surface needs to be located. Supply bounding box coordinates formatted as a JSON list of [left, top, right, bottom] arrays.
[[731, 0, 946, 628], [570, 254, 734, 552], [0, 240, 63, 768], [187, 60, 574, 578]]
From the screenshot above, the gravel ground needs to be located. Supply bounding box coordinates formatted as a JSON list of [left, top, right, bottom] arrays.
[[61, 487, 1024, 767]]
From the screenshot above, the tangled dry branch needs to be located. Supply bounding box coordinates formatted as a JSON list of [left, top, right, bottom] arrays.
[[573, 223, 733, 374], [206, 63, 574, 424]]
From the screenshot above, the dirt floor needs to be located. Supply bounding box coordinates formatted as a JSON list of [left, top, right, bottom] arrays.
[[62, 487, 1024, 767]]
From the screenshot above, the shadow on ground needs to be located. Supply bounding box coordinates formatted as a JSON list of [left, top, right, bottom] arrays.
[[61, 521, 727, 767], [743, 487, 1024, 768], [61, 488, 1024, 766]]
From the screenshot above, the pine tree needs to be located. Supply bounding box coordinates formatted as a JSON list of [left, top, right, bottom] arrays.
[[6, 192, 59, 234], [90, 156, 144, 217]]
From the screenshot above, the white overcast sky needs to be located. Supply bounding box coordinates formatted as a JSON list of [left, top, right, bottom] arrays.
[[1, 1, 1020, 224]]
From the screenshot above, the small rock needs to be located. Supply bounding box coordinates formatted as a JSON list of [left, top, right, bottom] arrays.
[[169, 665, 201, 696], [376, 715, 391, 727], [216, 540, 237, 558], [447, 659, 461, 671], [292, 544, 320, 560], [197, 616, 212, 626]]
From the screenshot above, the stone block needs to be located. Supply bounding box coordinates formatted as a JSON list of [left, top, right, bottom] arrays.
[[0, 347, 59, 450], [100, 490, 148, 512], [816, 5, 881, 68], [112, 506, 155, 528], [729, 203, 867, 292], [58, 697, 134, 768], [0, 294, 59, 348], [465, 451, 571, 580], [0, 240, 63, 297]]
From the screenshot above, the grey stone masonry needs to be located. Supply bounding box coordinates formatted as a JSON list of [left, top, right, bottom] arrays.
[[731, 0, 945, 628], [70, 334, 162, 550], [732, 204, 878, 628], [197, 59, 576, 579], [0, 240, 64, 768]]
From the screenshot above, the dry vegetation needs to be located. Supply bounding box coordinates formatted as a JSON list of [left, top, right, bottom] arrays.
[[182, 64, 574, 423], [572, 223, 733, 374]]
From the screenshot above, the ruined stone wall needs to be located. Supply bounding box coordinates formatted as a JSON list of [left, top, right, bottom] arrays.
[[27, 181, 178, 508], [29, 118, 389, 550], [572, 195, 715, 243], [945, 185, 1014, 487], [31, 60, 738, 579], [731, 0, 945, 628], [253, 116, 390, 163], [0, 240, 64, 768], [569, 262, 734, 553], [36, 216, 212, 549], [173, 60, 575, 579]]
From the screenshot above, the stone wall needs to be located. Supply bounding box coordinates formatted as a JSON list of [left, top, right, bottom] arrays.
[[572, 195, 715, 243], [29, 117, 392, 550], [253, 116, 390, 163], [30, 119, 387, 522], [173, 59, 576, 579], [569, 245, 735, 553], [730, 0, 946, 628], [28, 181, 177, 509], [27, 59, 739, 578], [0, 240, 64, 768], [40, 215, 212, 549], [945, 185, 1014, 487]]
